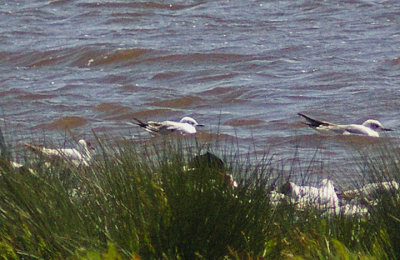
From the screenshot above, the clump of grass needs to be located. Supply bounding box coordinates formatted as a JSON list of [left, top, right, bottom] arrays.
[[0, 132, 399, 258], [78, 136, 280, 259], [351, 141, 400, 259]]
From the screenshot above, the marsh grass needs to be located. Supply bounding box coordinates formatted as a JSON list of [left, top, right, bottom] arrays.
[[0, 130, 399, 259], [350, 140, 400, 259]]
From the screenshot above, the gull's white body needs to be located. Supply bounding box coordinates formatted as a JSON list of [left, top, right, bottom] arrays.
[[298, 113, 392, 137], [287, 179, 339, 208], [24, 139, 94, 167], [132, 116, 203, 135]]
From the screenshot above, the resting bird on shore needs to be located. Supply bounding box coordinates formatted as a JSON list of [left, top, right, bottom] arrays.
[[340, 181, 400, 203], [281, 179, 339, 209], [24, 139, 94, 167], [131, 116, 204, 135], [298, 113, 392, 137]]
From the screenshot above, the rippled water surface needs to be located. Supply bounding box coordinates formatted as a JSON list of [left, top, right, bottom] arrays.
[[2, 0, 400, 181]]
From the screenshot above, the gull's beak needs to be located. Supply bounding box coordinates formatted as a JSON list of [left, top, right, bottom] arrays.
[[196, 124, 205, 127], [383, 128, 393, 131]]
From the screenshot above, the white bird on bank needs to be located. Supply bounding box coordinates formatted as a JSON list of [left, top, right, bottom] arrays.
[[24, 139, 94, 167], [341, 181, 400, 203], [282, 179, 339, 209], [298, 113, 392, 137], [131, 117, 204, 135]]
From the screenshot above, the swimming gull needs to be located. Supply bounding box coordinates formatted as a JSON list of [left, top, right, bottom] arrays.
[[298, 113, 392, 137], [131, 116, 204, 135], [24, 139, 94, 167]]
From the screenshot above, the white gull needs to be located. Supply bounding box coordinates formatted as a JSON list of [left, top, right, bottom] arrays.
[[298, 113, 392, 137], [341, 181, 400, 204], [282, 179, 339, 209], [131, 116, 204, 135], [24, 139, 94, 167]]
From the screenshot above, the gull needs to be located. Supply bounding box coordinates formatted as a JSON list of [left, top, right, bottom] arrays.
[[281, 179, 339, 209], [272, 184, 369, 216], [24, 139, 95, 167], [341, 181, 400, 204], [131, 116, 204, 135], [298, 113, 392, 137]]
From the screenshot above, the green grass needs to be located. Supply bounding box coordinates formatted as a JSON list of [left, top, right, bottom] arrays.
[[0, 130, 399, 259]]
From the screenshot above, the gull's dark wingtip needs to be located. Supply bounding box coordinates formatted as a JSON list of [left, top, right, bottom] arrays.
[[297, 112, 312, 120], [297, 113, 326, 128], [131, 118, 147, 128]]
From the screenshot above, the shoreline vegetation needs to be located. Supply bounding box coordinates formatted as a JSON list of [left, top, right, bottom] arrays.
[[0, 128, 400, 259]]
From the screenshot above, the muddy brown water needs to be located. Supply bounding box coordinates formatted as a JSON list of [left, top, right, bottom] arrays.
[[1, 0, 400, 184]]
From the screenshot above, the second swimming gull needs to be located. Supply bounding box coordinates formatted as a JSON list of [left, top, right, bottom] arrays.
[[298, 113, 392, 137]]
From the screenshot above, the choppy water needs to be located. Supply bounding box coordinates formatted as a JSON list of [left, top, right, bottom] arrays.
[[1, 0, 400, 180]]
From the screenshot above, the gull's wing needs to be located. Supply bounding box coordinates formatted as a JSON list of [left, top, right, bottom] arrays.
[[131, 118, 164, 134], [131, 118, 148, 128], [24, 143, 63, 159], [298, 113, 335, 128]]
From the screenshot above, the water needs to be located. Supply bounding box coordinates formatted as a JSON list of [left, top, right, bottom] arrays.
[[1, 0, 400, 181]]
